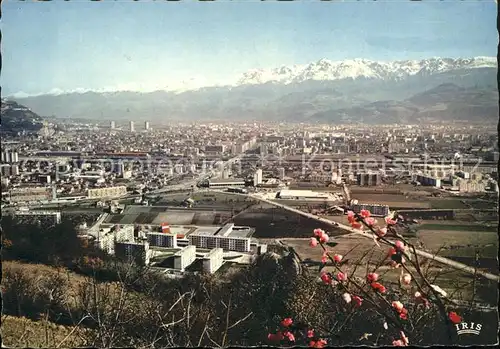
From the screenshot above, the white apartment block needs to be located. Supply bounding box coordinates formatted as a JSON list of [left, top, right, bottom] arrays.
[[115, 241, 151, 266], [173, 245, 196, 271], [203, 248, 224, 274], [147, 232, 177, 248], [188, 233, 251, 253]]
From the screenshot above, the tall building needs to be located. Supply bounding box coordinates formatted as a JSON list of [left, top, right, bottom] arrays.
[[277, 167, 286, 180], [129, 121, 135, 132], [253, 169, 263, 186], [110, 121, 116, 129], [147, 232, 177, 248], [144, 121, 150, 131], [115, 241, 151, 266]]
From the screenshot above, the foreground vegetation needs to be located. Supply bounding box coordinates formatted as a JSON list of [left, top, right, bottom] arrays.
[[1, 214, 498, 347]]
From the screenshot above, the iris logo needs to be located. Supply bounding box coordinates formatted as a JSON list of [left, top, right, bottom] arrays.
[[455, 322, 482, 336]]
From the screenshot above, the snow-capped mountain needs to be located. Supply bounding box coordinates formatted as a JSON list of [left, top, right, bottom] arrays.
[[8, 56, 497, 123], [236, 57, 497, 86]]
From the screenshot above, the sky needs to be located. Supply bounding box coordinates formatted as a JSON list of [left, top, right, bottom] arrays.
[[1, 0, 498, 96]]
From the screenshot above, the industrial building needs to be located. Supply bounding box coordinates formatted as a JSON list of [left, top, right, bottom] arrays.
[[7, 187, 53, 203], [87, 186, 127, 199], [275, 189, 340, 201], [356, 173, 382, 186], [115, 240, 151, 266], [203, 248, 224, 274], [415, 174, 441, 187], [188, 223, 253, 252], [11, 210, 62, 225], [147, 232, 178, 248], [351, 204, 389, 217], [206, 178, 246, 189], [173, 245, 196, 271]]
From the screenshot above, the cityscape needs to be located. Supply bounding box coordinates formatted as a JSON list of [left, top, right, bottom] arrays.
[[1, 1, 498, 348]]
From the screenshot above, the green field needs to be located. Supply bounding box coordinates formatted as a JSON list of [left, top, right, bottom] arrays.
[[417, 223, 497, 232]]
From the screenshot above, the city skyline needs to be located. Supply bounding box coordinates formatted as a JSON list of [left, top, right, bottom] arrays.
[[1, 0, 497, 96]]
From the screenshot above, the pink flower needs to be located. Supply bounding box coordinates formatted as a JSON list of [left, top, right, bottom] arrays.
[[351, 221, 362, 229], [414, 291, 422, 298], [360, 209, 371, 218], [392, 301, 404, 312], [309, 237, 318, 247], [307, 329, 315, 338], [309, 339, 327, 348], [392, 339, 405, 346], [402, 273, 411, 285], [400, 331, 409, 346], [281, 318, 293, 327], [385, 216, 397, 225], [365, 217, 377, 226], [320, 272, 332, 285], [319, 232, 329, 243], [395, 240, 405, 251], [370, 282, 386, 293], [352, 295, 363, 307], [377, 227, 387, 237], [387, 247, 397, 256], [283, 331, 295, 342], [333, 254, 343, 263], [321, 252, 328, 264], [367, 272, 379, 282], [313, 228, 325, 237], [399, 308, 408, 320], [347, 211, 355, 219], [448, 311, 462, 324], [337, 272, 347, 281]]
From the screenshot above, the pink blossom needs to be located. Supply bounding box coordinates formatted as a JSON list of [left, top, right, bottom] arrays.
[[370, 282, 386, 293], [320, 272, 332, 285], [307, 329, 315, 338], [313, 228, 325, 237], [377, 227, 388, 237], [400, 331, 409, 346], [321, 252, 328, 264], [309, 238, 318, 247], [351, 221, 362, 229], [352, 295, 363, 307], [342, 293, 352, 304], [365, 217, 377, 226], [337, 272, 347, 281], [387, 247, 397, 256], [395, 240, 405, 251], [347, 211, 355, 219], [402, 273, 411, 285], [414, 291, 421, 298], [319, 232, 329, 243], [283, 331, 295, 342], [309, 339, 327, 348], [360, 209, 371, 218], [281, 318, 293, 327], [392, 301, 404, 312], [385, 216, 397, 225], [367, 272, 379, 282], [392, 339, 405, 346], [333, 254, 343, 263]]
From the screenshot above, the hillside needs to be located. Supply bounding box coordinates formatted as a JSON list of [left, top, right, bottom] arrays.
[[1, 99, 43, 135]]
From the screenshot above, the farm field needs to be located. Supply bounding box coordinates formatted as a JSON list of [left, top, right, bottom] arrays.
[[416, 223, 497, 232]]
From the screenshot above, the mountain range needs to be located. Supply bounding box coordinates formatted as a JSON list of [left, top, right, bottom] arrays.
[[8, 57, 499, 124]]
